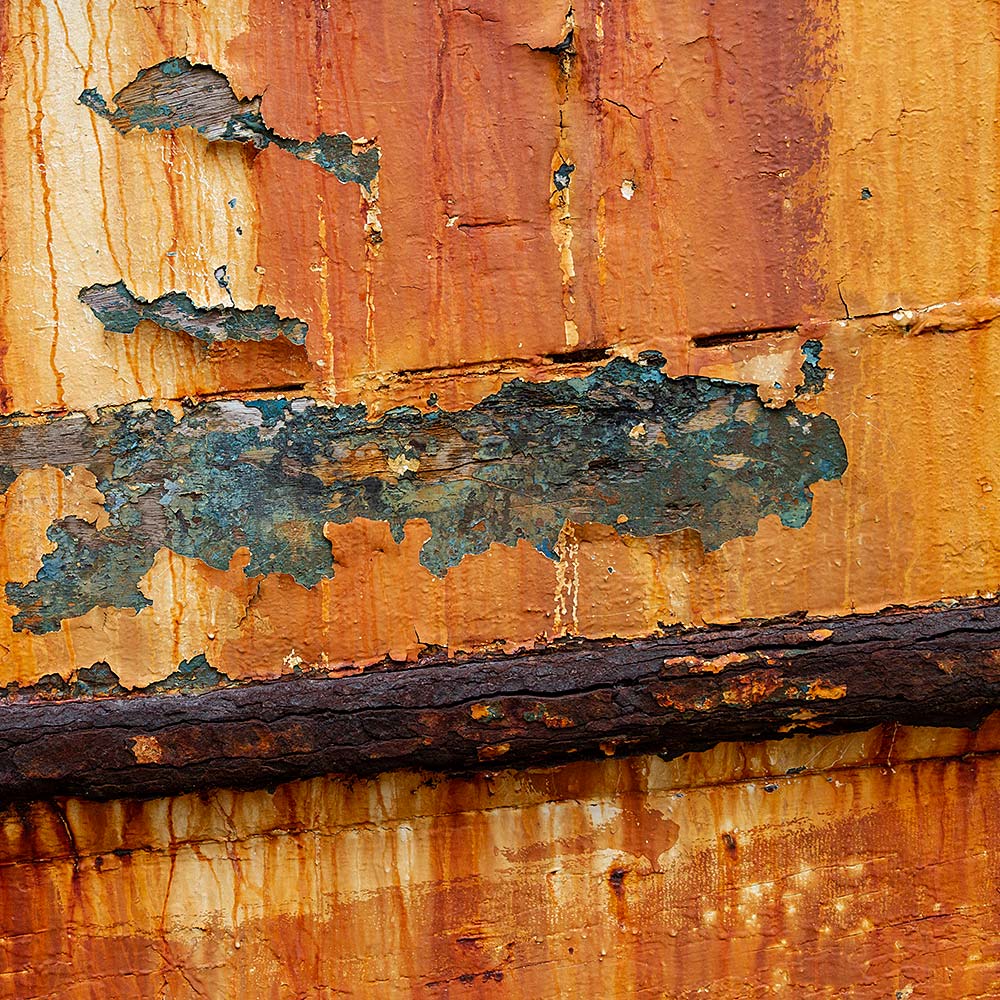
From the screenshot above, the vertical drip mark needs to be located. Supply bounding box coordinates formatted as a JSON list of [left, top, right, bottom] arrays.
[[428, 0, 449, 355], [26, 14, 65, 407], [146, 328, 161, 401], [596, 193, 608, 287], [168, 550, 184, 674], [0, 3, 11, 413], [317, 209, 333, 384], [363, 174, 382, 372], [164, 131, 182, 293], [553, 523, 580, 636], [89, 95, 124, 275]]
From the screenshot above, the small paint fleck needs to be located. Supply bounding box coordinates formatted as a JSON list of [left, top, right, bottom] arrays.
[[620, 178, 635, 200], [764, 783, 779, 792], [860, 187, 872, 200], [228, 197, 237, 208]]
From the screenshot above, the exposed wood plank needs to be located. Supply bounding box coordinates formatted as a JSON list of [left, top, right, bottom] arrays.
[[2, 597, 998, 802]]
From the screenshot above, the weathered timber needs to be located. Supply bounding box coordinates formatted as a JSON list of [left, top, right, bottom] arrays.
[[0, 597, 997, 803]]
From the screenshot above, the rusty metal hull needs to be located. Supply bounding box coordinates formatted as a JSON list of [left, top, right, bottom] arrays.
[[1, 1, 999, 996], [1, 597, 999, 802], [0, 1, 998, 691]]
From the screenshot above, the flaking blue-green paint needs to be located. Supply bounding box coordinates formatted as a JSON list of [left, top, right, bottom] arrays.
[[0, 655, 235, 701], [79, 280, 309, 345], [80, 58, 379, 188], [0, 357, 846, 633], [798, 339, 830, 395]]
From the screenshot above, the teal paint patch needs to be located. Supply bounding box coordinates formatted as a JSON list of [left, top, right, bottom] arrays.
[[797, 339, 830, 396], [0, 358, 847, 633], [80, 57, 379, 188], [79, 280, 309, 345], [1, 655, 235, 702]]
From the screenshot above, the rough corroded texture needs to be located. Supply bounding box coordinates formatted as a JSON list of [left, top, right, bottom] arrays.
[[1, 598, 997, 802], [1, 2, 1000, 994], [1, 2, 999, 696], [3, 723, 1000, 998]]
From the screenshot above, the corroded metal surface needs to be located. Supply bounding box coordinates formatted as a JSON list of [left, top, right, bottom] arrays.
[[0, 354, 845, 634], [0, 0, 998, 693], [1, 2, 999, 994], [2, 723, 1000, 998], [81, 57, 381, 184]]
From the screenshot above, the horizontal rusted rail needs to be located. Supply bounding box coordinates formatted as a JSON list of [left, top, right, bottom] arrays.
[[1, 598, 998, 802]]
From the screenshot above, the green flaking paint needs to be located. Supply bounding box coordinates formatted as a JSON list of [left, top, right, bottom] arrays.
[[80, 58, 379, 188], [1, 655, 236, 701], [0, 357, 847, 633], [798, 339, 830, 396], [79, 280, 309, 345]]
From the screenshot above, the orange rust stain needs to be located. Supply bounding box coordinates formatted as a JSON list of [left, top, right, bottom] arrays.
[[663, 651, 752, 675], [128, 734, 163, 764], [541, 712, 575, 729], [720, 669, 784, 707], [477, 742, 511, 761], [805, 678, 848, 700], [0, 0, 997, 405], [1, 722, 998, 997], [0, 0, 999, 689]]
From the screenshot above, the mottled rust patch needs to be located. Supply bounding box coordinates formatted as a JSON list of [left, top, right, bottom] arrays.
[[0, 598, 993, 804], [129, 734, 163, 764]]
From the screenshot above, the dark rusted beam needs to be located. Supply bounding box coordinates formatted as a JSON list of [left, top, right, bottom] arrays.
[[1, 597, 998, 803]]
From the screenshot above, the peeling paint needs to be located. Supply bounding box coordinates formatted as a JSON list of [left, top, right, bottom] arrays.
[[797, 339, 831, 396], [79, 280, 309, 345], [0, 357, 846, 633], [1, 654, 231, 700], [80, 58, 379, 187]]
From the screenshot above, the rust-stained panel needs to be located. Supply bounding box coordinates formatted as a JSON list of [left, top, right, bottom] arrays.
[[1, 1, 999, 693], [2, 723, 1000, 998]]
